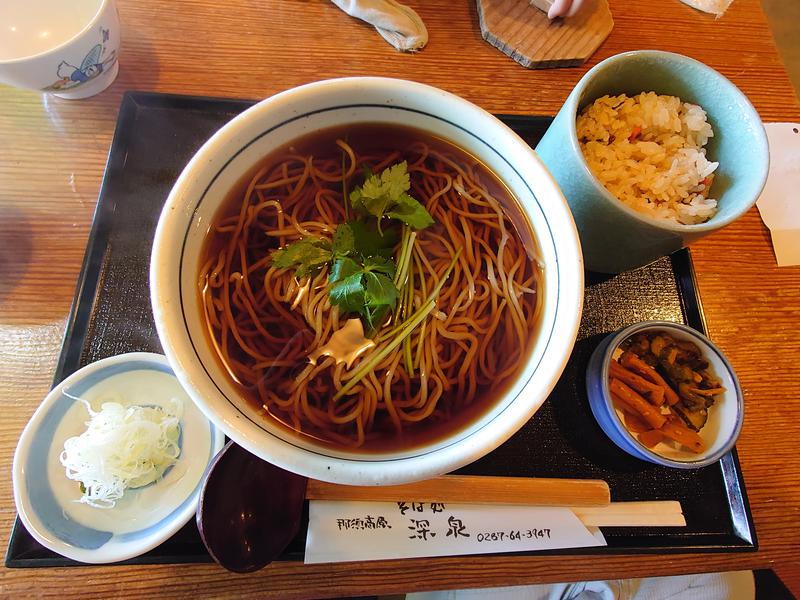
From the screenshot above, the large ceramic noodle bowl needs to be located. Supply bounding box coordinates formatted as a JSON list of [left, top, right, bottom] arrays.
[[151, 78, 583, 485]]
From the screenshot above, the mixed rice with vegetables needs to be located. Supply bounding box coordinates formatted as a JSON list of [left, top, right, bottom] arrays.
[[577, 92, 718, 225]]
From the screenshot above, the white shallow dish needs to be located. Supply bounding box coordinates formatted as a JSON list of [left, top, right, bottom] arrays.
[[12, 352, 225, 564]]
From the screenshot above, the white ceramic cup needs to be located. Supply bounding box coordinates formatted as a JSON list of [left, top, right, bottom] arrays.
[[0, 0, 120, 99]]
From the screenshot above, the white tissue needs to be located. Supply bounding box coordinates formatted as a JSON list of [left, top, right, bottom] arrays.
[[756, 123, 800, 266], [331, 0, 428, 52], [678, 0, 733, 17]]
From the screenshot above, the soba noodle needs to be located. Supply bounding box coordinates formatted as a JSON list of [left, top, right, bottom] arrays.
[[198, 125, 543, 450]]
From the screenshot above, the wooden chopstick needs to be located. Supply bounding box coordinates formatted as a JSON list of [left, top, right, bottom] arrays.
[[573, 501, 686, 527], [305, 475, 611, 507], [306, 478, 684, 527]]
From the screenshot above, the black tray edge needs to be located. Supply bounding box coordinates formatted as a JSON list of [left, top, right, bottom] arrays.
[[669, 250, 757, 552], [50, 93, 136, 385]]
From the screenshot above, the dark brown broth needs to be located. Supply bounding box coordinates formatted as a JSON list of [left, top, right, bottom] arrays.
[[199, 123, 543, 453]]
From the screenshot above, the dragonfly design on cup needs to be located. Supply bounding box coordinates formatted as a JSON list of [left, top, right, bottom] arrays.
[[43, 27, 117, 92]]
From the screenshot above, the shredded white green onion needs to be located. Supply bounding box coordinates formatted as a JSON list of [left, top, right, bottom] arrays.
[[60, 398, 182, 509]]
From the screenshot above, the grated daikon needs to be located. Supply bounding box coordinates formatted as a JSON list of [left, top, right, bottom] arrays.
[[60, 398, 182, 509]]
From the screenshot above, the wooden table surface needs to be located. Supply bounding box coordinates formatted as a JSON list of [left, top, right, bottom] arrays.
[[1, 0, 799, 597]]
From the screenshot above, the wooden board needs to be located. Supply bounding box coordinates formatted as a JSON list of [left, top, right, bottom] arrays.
[[476, 0, 614, 69]]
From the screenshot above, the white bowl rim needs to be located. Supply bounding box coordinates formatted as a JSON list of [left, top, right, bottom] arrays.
[[598, 320, 744, 468], [12, 352, 226, 563], [150, 76, 584, 484]]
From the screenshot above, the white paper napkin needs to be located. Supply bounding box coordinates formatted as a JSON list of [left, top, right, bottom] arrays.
[[679, 0, 734, 16], [756, 123, 800, 267], [304, 500, 605, 564], [331, 0, 428, 52]]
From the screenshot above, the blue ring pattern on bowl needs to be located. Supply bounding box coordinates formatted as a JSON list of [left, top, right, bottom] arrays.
[[24, 359, 217, 550], [177, 103, 563, 461], [586, 321, 744, 469]]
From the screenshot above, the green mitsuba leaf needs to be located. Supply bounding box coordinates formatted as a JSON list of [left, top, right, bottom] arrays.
[[364, 256, 396, 278], [328, 255, 399, 328], [329, 256, 362, 282], [363, 271, 397, 308], [349, 161, 434, 231], [271, 237, 332, 279], [328, 273, 366, 314], [387, 192, 435, 230], [331, 223, 355, 256], [346, 220, 397, 259], [364, 304, 392, 333]]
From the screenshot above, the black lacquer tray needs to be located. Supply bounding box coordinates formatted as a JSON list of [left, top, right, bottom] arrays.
[[5, 92, 756, 568]]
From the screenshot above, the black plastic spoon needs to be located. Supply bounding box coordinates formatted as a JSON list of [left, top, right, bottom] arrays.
[[196, 440, 308, 573]]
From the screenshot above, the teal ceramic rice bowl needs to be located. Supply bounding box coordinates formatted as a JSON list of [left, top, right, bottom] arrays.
[[536, 50, 769, 273]]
